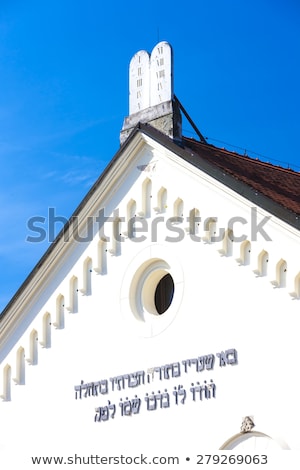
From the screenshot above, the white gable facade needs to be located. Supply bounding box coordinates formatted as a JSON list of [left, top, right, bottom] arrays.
[[1, 43, 299, 466]]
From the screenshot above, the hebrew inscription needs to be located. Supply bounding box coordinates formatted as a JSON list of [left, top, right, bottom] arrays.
[[74, 348, 238, 422]]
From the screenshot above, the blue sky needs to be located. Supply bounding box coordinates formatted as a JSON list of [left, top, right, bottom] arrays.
[[0, 0, 299, 312]]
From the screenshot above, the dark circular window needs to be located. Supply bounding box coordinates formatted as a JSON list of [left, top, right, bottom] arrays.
[[154, 273, 175, 314]]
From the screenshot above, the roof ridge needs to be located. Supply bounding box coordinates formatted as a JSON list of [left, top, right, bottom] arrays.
[[182, 136, 300, 176]]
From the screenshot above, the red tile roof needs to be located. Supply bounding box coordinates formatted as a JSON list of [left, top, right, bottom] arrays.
[[182, 136, 300, 217]]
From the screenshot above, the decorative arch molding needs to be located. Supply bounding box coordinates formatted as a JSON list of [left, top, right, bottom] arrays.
[[173, 197, 184, 222], [67, 276, 78, 313], [54, 294, 65, 329], [154, 187, 167, 214], [111, 216, 122, 256], [1, 364, 12, 401], [40, 312, 51, 348], [27, 329, 38, 365], [236, 240, 251, 266], [202, 217, 217, 243], [141, 178, 152, 219], [219, 228, 234, 257], [95, 239, 107, 275], [254, 249, 269, 277], [294, 272, 300, 298], [219, 430, 290, 450], [290, 271, 300, 299], [80, 257, 93, 295], [271, 258, 287, 288], [186, 208, 200, 235], [126, 198, 137, 238], [14, 346, 25, 385]]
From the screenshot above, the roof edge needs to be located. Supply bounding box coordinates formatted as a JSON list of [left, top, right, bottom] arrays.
[[138, 123, 300, 230]]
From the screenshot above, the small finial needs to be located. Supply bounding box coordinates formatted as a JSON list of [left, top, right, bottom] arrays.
[[241, 416, 255, 433]]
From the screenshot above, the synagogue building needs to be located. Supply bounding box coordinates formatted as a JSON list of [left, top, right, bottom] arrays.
[[1, 42, 300, 462]]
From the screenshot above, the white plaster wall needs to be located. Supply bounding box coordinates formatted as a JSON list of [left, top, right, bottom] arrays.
[[0, 134, 299, 464]]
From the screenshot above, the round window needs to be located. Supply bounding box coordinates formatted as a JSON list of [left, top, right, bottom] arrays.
[[129, 258, 177, 320], [121, 246, 184, 337], [154, 273, 174, 314], [140, 263, 175, 316]]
